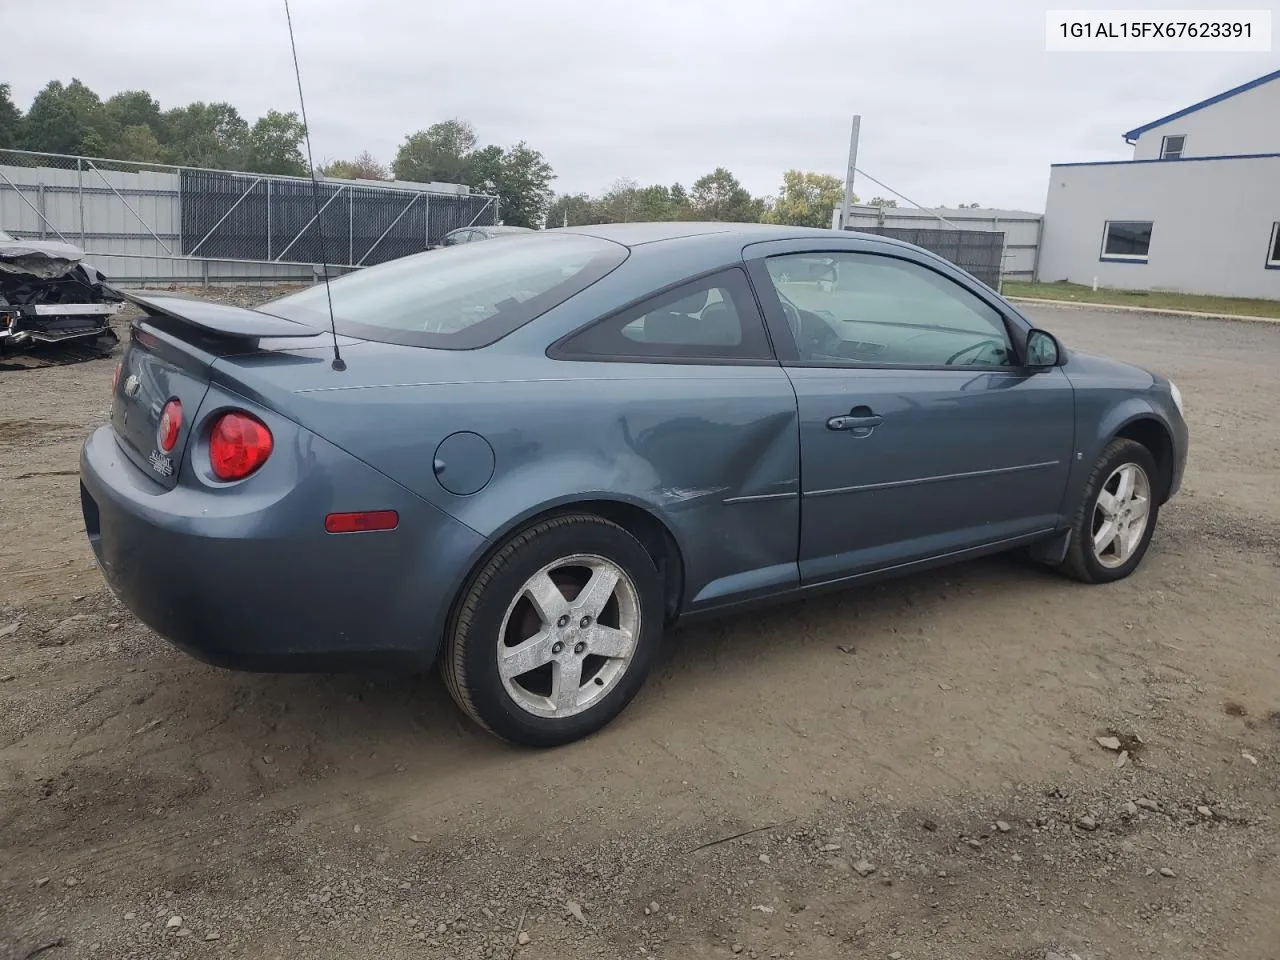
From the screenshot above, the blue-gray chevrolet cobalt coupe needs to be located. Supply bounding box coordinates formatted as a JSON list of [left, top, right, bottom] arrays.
[[80, 222, 1188, 746]]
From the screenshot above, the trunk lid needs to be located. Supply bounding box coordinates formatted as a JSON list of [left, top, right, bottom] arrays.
[[110, 292, 327, 488], [111, 324, 213, 488]]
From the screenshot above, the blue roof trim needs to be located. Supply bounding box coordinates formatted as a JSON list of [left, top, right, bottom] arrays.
[[1052, 152, 1280, 168], [1122, 69, 1280, 143]]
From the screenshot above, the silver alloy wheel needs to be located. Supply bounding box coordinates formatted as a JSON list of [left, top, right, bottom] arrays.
[[1091, 462, 1152, 569], [496, 554, 641, 719]]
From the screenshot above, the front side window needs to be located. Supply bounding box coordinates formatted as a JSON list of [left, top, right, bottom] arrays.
[[763, 252, 1015, 368], [1268, 222, 1280, 268], [1160, 134, 1186, 159], [259, 232, 626, 349], [1101, 221, 1153, 261], [554, 268, 772, 362]]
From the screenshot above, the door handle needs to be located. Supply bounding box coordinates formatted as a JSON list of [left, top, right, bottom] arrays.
[[827, 409, 883, 433]]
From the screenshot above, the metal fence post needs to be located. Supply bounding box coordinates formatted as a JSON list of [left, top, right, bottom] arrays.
[[266, 179, 272, 261], [1031, 216, 1045, 283], [37, 181, 46, 239], [177, 164, 183, 256], [76, 158, 86, 248]]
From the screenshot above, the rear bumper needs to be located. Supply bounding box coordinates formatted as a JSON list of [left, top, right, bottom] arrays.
[[79, 424, 487, 672], [1, 302, 121, 349]]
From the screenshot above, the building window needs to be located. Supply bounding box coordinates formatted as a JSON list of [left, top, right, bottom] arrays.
[[1159, 135, 1186, 159], [1100, 221, 1153, 262], [1268, 222, 1280, 269]]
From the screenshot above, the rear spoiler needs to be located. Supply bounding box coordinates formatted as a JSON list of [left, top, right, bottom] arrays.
[[116, 289, 320, 341]]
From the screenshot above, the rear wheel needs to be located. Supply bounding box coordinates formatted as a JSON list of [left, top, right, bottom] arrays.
[[1057, 438, 1160, 584], [442, 514, 664, 746]]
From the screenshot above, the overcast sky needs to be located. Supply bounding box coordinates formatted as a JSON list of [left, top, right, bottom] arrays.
[[5, 0, 1277, 211]]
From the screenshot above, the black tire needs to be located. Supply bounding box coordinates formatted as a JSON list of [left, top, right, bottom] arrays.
[[1057, 438, 1160, 584], [441, 513, 664, 747]]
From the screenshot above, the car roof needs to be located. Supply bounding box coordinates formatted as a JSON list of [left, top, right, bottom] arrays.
[[554, 221, 905, 249]]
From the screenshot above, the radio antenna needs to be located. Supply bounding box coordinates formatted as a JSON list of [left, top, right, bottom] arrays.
[[283, 0, 345, 371]]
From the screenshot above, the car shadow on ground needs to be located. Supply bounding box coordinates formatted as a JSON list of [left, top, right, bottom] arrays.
[[5, 543, 1131, 856], [134, 552, 1060, 772]]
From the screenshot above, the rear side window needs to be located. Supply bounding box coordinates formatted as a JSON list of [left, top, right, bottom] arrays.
[[259, 233, 627, 349], [552, 268, 774, 363]]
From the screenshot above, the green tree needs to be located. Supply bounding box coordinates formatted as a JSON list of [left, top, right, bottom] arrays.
[[868, 196, 897, 208], [21, 79, 115, 155], [105, 90, 164, 141], [163, 101, 249, 168], [0, 83, 21, 150], [474, 142, 554, 229], [594, 178, 640, 222], [114, 124, 166, 164], [763, 170, 847, 228], [392, 119, 477, 184], [463, 143, 506, 193], [633, 183, 693, 221], [320, 150, 388, 180], [242, 109, 307, 175], [688, 167, 763, 222], [545, 192, 596, 227]]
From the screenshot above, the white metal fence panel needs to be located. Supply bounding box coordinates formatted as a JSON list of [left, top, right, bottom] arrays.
[[0, 149, 500, 286]]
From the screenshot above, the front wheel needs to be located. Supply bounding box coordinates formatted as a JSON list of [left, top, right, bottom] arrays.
[[441, 514, 665, 746], [1057, 438, 1160, 584]]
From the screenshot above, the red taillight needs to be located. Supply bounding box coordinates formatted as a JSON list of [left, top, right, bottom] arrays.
[[112, 362, 122, 393], [208, 412, 273, 481], [324, 511, 399, 534], [157, 399, 182, 452]]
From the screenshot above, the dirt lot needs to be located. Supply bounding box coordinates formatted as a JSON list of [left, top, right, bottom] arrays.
[[2, 295, 1278, 960]]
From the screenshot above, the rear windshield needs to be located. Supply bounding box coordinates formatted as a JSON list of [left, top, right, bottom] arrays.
[[258, 232, 627, 349]]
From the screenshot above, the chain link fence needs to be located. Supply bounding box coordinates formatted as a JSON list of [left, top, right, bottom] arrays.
[[0, 148, 499, 284]]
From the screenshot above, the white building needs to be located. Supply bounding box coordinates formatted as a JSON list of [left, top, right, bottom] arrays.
[[1037, 68, 1280, 299]]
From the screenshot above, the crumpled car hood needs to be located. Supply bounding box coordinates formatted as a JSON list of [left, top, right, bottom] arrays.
[[0, 238, 87, 280]]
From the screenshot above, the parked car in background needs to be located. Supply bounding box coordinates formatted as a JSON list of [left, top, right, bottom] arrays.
[[79, 222, 1187, 747], [437, 224, 535, 247], [0, 228, 122, 357]]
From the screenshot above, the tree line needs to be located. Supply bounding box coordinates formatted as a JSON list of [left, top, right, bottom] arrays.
[[1, 81, 907, 231], [0, 80, 310, 177], [547, 169, 901, 230]]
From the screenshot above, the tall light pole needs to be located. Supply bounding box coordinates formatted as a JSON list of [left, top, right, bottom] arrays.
[[840, 115, 861, 231]]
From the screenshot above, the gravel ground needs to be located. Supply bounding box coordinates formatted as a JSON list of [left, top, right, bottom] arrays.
[[1, 293, 1278, 960]]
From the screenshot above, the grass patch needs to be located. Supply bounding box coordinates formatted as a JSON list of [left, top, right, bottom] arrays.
[[1002, 281, 1280, 320]]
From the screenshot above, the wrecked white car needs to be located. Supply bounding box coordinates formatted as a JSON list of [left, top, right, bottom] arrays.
[[0, 229, 123, 357]]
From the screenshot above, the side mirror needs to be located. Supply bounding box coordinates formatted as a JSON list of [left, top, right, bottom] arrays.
[[1025, 328, 1061, 368]]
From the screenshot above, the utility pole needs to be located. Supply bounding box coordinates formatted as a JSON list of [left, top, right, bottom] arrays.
[[840, 115, 861, 231]]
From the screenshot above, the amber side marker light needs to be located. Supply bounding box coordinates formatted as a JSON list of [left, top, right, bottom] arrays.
[[325, 511, 399, 534]]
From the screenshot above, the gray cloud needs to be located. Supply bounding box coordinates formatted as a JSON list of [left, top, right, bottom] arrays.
[[6, 0, 1276, 211]]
